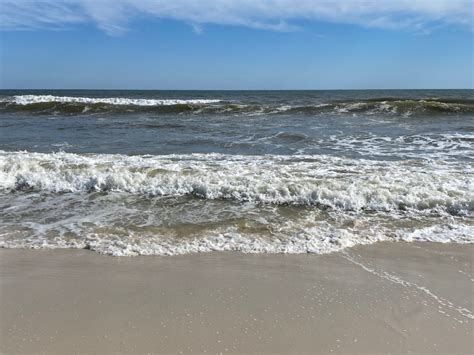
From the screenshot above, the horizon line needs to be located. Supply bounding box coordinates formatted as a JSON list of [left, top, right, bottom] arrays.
[[1, 88, 473, 91]]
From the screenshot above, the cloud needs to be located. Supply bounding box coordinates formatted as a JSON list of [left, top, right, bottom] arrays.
[[1, 0, 472, 35]]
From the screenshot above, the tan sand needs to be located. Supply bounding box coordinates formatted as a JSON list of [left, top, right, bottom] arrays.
[[1, 242, 473, 354]]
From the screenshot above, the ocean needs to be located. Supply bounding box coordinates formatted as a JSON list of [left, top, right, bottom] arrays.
[[0, 89, 472, 256]]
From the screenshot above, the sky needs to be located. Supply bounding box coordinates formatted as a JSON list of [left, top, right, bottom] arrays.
[[0, 0, 473, 90]]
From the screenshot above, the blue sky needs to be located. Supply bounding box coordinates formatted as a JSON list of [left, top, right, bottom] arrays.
[[0, 0, 473, 90]]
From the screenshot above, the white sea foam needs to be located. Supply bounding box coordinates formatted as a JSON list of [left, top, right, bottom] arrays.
[[3, 95, 221, 106], [0, 151, 472, 214], [1, 219, 472, 256], [309, 133, 474, 160], [0, 225, 381, 256], [397, 223, 474, 244]]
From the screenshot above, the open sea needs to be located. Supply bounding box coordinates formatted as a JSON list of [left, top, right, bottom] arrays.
[[0, 89, 472, 256]]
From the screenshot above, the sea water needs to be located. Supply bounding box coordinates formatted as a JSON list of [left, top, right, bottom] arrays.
[[0, 90, 472, 255]]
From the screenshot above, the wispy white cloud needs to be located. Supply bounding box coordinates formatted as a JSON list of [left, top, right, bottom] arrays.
[[1, 0, 472, 35], [190, 23, 203, 34]]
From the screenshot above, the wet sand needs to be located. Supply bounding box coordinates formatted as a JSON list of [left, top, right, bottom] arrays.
[[1, 242, 473, 354]]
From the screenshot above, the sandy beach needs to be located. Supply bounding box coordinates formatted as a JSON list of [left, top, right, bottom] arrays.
[[1, 242, 472, 354]]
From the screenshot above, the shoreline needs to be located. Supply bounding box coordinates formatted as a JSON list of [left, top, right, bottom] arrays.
[[1, 242, 473, 354]]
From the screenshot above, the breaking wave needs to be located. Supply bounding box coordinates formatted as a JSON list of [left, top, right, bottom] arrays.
[[1, 151, 472, 215], [1, 95, 473, 116], [2, 94, 221, 106]]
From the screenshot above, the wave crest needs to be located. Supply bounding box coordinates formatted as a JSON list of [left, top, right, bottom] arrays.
[[1, 95, 472, 116], [2, 95, 222, 106]]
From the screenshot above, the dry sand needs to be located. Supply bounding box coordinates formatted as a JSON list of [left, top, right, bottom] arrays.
[[1, 242, 473, 354]]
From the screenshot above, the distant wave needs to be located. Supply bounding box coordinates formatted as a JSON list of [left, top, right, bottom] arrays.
[[0, 95, 473, 116], [2, 95, 222, 106], [1, 151, 472, 216]]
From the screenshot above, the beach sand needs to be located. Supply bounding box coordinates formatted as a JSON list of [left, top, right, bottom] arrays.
[[1, 242, 473, 354]]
